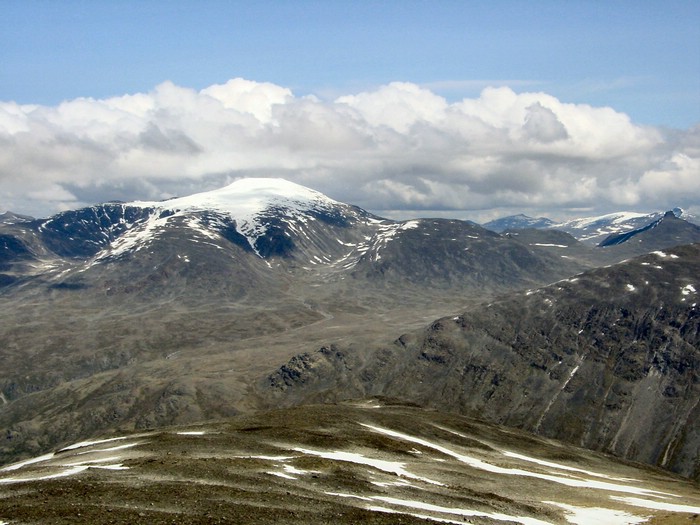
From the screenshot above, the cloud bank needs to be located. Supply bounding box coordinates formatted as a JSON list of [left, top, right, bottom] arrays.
[[1, 78, 698, 220]]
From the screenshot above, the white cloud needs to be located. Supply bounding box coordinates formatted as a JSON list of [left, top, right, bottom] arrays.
[[201, 78, 292, 123], [0, 78, 697, 219], [522, 102, 569, 143]]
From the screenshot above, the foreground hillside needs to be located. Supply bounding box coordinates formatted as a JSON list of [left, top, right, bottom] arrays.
[[1, 402, 699, 525], [266, 244, 700, 480]]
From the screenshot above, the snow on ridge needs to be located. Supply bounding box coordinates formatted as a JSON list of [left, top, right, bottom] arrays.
[[293, 446, 443, 486], [544, 501, 647, 525], [361, 424, 673, 497], [652, 250, 678, 259], [1, 453, 55, 472], [552, 211, 649, 230], [346, 218, 423, 264], [610, 496, 700, 514], [60, 436, 129, 452]]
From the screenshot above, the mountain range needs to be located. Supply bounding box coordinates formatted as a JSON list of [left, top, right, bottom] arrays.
[[1, 177, 699, 520], [483, 207, 699, 245]]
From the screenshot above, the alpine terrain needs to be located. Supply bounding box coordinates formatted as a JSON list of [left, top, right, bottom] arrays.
[[1, 178, 698, 523]]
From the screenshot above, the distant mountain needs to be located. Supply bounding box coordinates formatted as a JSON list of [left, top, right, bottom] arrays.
[[0, 211, 34, 224], [483, 207, 699, 245], [482, 214, 555, 232], [2, 401, 699, 524], [550, 207, 698, 245], [266, 243, 700, 479], [599, 210, 700, 248]]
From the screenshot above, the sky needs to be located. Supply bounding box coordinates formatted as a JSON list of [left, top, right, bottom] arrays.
[[1, 0, 699, 222]]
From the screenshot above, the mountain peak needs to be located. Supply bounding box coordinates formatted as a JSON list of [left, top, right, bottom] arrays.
[[0, 211, 34, 224], [134, 177, 338, 216]]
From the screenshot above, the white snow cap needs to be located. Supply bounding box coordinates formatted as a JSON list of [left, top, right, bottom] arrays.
[[133, 178, 339, 216]]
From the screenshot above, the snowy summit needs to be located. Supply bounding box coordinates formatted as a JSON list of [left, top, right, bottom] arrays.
[[134, 178, 340, 218], [102, 178, 346, 259]]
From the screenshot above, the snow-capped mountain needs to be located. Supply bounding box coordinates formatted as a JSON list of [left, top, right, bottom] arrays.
[[549, 208, 691, 245], [121, 178, 359, 258], [484, 207, 698, 245], [0, 178, 596, 294], [598, 209, 700, 249], [27, 178, 376, 262]]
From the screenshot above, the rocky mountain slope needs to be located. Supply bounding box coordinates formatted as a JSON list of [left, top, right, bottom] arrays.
[[2, 401, 699, 525], [265, 244, 700, 480]]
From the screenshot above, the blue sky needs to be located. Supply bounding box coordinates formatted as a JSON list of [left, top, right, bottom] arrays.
[[3, 0, 698, 127], [1, 1, 699, 220]]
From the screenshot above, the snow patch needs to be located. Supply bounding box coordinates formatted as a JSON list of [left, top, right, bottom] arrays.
[[268, 470, 297, 480], [681, 284, 696, 295], [362, 424, 672, 496], [76, 442, 142, 455], [293, 447, 443, 486], [0, 465, 90, 484], [382, 497, 554, 525], [236, 455, 295, 461], [609, 496, 700, 513], [501, 451, 634, 482], [267, 463, 318, 480], [1, 453, 55, 472], [544, 501, 647, 525], [652, 250, 677, 259], [60, 436, 129, 452]]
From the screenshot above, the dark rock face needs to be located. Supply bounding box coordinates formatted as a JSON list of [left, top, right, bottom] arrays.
[[0, 234, 33, 270], [266, 244, 700, 479], [32, 204, 156, 258]]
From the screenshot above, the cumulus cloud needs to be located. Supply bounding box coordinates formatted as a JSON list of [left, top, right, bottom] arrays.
[[523, 102, 569, 143], [0, 78, 697, 220]]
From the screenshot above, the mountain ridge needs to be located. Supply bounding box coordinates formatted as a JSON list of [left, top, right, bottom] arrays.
[[483, 207, 699, 245]]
